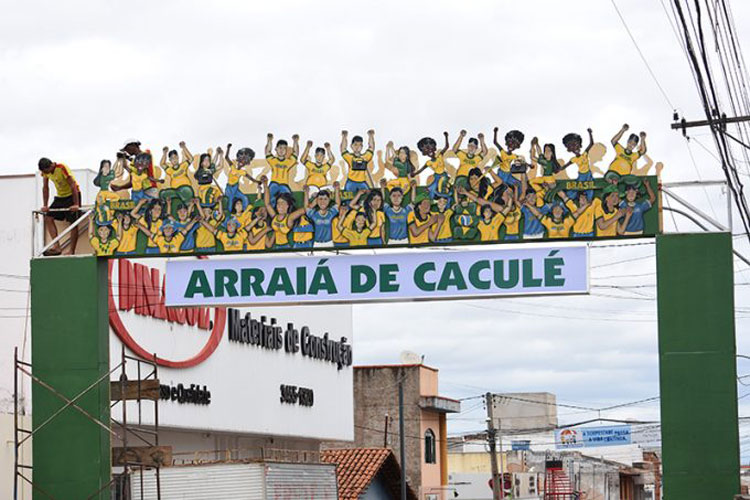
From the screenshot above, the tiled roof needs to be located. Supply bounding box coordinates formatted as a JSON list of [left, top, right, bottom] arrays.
[[321, 448, 418, 500]]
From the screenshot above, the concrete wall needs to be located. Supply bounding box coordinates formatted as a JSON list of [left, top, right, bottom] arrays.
[[0, 413, 32, 499], [352, 366, 423, 494], [419, 366, 438, 397]]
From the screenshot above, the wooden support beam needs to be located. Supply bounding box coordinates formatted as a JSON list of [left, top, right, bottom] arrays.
[[110, 379, 160, 401], [112, 446, 172, 467]]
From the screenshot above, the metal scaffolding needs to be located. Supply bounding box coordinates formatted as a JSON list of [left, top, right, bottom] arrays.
[[13, 346, 163, 500]]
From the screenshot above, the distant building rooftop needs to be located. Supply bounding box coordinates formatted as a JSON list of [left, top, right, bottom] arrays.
[[321, 448, 418, 500]]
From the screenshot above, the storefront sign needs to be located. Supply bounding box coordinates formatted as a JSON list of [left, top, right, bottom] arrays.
[[165, 246, 589, 307], [109, 257, 354, 441], [160, 383, 212, 405], [555, 425, 632, 449]]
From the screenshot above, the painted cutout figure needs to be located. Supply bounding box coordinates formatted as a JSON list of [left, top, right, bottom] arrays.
[[608, 124, 647, 176], [453, 130, 488, 189], [492, 127, 526, 188], [561, 128, 595, 200], [265, 133, 299, 203], [414, 132, 453, 200], [300, 141, 335, 192], [222, 144, 256, 211], [261, 176, 306, 249], [380, 178, 415, 245], [619, 178, 656, 236], [341, 130, 375, 194], [88, 219, 118, 256], [382, 142, 416, 195], [159, 142, 195, 205], [306, 184, 341, 249]]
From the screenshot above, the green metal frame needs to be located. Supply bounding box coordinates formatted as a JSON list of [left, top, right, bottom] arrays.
[[656, 233, 740, 499], [30, 256, 110, 499]]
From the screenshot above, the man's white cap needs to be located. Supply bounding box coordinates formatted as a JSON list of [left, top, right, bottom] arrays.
[[122, 138, 141, 147]]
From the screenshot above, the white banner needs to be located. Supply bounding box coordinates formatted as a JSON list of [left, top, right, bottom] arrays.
[[165, 246, 589, 307]]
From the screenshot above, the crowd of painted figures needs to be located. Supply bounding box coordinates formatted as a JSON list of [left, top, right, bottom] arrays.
[[85, 124, 660, 256]]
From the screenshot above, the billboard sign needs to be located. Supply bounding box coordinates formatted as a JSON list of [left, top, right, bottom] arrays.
[[555, 425, 632, 449], [109, 257, 354, 441], [81, 130, 661, 258], [164, 246, 589, 307], [492, 392, 558, 431]]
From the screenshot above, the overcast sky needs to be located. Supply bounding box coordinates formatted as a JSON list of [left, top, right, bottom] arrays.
[[4, 0, 750, 459]]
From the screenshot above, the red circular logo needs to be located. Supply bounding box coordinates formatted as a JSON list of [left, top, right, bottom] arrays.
[[108, 259, 227, 368]]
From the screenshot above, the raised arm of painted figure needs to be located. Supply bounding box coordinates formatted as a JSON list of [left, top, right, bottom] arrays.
[[325, 143, 335, 166], [493, 127, 505, 153], [558, 190, 588, 219], [409, 213, 437, 238], [619, 208, 633, 234], [428, 212, 444, 241], [160, 147, 169, 168], [130, 199, 147, 220], [440, 131, 450, 156], [340, 130, 349, 155], [348, 189, 366, 211], [300, 140, 312, 164], [639, 132, 647, 156], [247, 221, 271, 246], [291, 134, 300, 158], [302, 184, 310, 210], [264, 133, 273, 157], [225, 143, 233, 165], [586, 128, 594, 153], [384, 142, 399, 177], [452, 130, 466, 153], [336, 205, 350, 232], [367, 129, 375, 153], [261, 177, 276, 218], [135, 220, 155, 240], [179, 141, 193, 164], [458, 187, 504, 213], [523, 199, 545, 220], [334, 181, 342, 208], [644, 177, 656, 205], [611, 124, 629, 147], [478, 133, 488, 157], [483, 165, 505, 188], [598, 208, 626, 232]]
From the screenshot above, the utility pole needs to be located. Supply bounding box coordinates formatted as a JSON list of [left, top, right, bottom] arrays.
[[486, 392, 501, 500], [399, 380, 406, 500], [671, 113, 750, 133], [384, 414, 389, 448]]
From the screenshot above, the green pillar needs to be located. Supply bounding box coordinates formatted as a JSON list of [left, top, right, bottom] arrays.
[[656, 233, 740, 499], [31, 256, 110, 499]]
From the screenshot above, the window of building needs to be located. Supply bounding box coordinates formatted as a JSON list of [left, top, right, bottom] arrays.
[[424, 429, 436, 464]]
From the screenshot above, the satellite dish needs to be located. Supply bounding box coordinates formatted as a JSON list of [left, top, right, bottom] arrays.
[[400, 351, 422, 364]]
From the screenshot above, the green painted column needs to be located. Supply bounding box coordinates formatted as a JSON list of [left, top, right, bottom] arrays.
[[656, 233, 740, 499], [31, 256, 110, 499]]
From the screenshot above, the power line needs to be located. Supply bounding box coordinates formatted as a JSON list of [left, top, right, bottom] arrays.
[[610, 0, 676, 109]]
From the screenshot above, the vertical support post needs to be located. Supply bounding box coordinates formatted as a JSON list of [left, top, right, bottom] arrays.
[[383, 414, 389, 448], [656, 233, 740, 499], [399, 380, 406, 500], [13, 348, 18, 500], [486, 393, 501, 500], [31, 256, 110, 499]]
